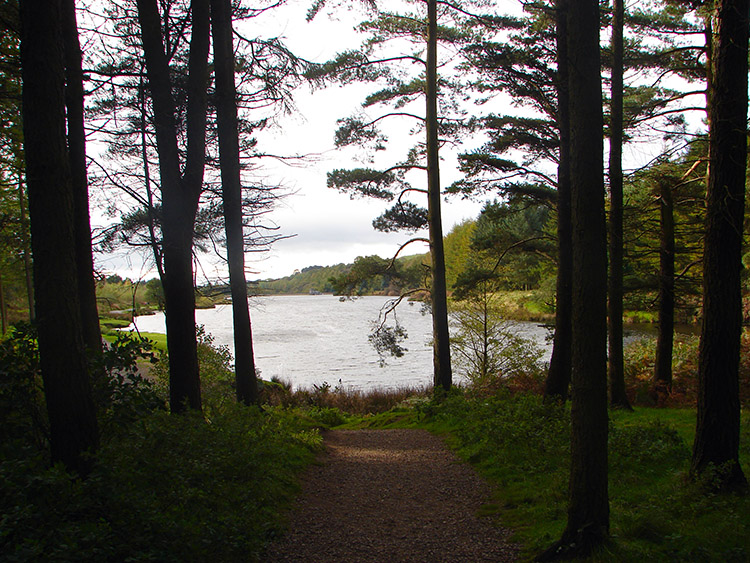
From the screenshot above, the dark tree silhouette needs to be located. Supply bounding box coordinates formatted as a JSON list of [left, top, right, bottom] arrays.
[[538, 0, 609, 558], [607, 0, 631, 410], [136, 0, 210, 412], [543, 0, 572, 402], [20, 0, 99, 475], [210, 0, 259, 405], [62, 0, 102, 355], [654, 174, 675, 398], [691, 0, 748, 491], [425, 0, 451, 392]]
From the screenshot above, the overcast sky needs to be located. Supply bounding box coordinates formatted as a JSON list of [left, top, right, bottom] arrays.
[[94, 0, 705, 282], [96, 0, 491, 281], [238, 0, 489, 280]]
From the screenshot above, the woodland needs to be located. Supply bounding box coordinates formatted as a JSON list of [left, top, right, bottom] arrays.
[[1, 0, 749, 560]]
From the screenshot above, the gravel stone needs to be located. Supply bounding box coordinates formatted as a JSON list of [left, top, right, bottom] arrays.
[[264, 429, 519, 562]]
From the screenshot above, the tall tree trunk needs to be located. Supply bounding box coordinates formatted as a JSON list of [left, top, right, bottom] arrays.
[[17, 174, 34, 321], [691, 0, 748, 491], [61, 0, 102, 355], [426, 0, 451, 393], [137, 0, 210, 413], [139, 75, 164, 279], [0, 272, 6, 335], [20, 0, 98, 476], [210, 0, 259, 405], [607, 0, 631, 410], [539, 0, 610, 558], [544, 0, 572, 402], [654, 176, 674, 400]]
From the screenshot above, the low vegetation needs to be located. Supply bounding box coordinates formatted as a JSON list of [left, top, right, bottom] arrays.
[[1, 322, 748, 561], [422, 392, 749, 561], [0, 327, 321, 562]]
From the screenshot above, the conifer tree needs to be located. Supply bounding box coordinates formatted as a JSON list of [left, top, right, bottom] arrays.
[[310, 0, 495, 391], [136, 0, 211, 412], [20, 0, 99, 475], [691, 0, 748, 491]]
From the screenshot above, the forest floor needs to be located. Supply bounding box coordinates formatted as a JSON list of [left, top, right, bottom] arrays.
[[263, 428, 519, 562]]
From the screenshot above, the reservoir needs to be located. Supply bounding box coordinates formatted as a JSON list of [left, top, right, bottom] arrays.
[[127, 294, 666, 391]]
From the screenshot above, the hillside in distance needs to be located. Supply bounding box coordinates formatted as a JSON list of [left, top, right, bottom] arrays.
[[253, 254, 428, 296]]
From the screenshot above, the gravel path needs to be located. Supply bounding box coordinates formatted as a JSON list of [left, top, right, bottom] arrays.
[[264, 429, 519, 562]]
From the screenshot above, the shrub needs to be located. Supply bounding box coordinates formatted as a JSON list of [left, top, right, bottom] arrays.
[[623, 335, 701, 406], [0, 323, 47, 455], [450, 300, 546, 394], [0, 406, 321, 562], [149, 325, 237, 414]]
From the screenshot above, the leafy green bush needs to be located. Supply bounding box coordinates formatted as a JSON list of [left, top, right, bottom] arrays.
[[0, 406, 321, 562], [0, 323, 47, 454], [93, 332, 166, 434], [150, 326, 237, 414], [0, 324, 322, 562]]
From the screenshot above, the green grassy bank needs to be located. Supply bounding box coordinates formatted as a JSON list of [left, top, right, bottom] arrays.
[[2, 323, 748, 561]]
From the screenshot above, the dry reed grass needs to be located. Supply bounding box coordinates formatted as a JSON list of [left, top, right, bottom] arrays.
[[260, 378, 430, 415]]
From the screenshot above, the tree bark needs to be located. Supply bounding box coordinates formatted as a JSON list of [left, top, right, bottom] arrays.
[[426, 0, 452, 393], [654, 176, 674, 400], [691, 0, 748, 491], [0, 272, 6, 335], [607, 0, 631, 410], [136, 0, 210, 413], [20, 0, 99, 475], [61, 0, 102, 355], [17, 174, 34, 321], [544, 0, 572, 402], [210, 0, 259, 405], [539, 0, 610, 558]]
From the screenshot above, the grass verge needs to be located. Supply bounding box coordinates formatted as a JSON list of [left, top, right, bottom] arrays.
[[415, 390, 749, 562]]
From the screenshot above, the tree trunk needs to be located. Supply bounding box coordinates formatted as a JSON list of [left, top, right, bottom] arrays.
[[136, 0, 210, 413], [20, 0, 99, 476], [544, 0, 572, 402], [210, 0, 259, 405], [139, 75, 164, 279], [426, 0, 451, 393], [17, 174, 34, 321], [691, 0, 748, 491], [61, 0, 102, 355], [539, 0, 610, 558], [607, 0, 631, 411], [654, 177, 674, 401], [0, 272, 6, 335]]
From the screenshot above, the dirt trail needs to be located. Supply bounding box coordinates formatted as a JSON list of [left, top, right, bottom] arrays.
[[264, 429, 519, 562]]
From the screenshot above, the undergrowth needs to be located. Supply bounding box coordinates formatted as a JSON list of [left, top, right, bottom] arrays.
[[418, 390, 750, 561], [3, 321, 749, 562], [0, 325, 322, 562]]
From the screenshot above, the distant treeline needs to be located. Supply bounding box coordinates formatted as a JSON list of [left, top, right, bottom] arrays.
[[252, 255, 429, 296]]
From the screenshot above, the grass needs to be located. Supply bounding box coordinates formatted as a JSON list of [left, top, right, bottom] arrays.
[[258, 379, 749, 561], [102, 329, 168, 351], [277, 380, 748, 560], [410, 391, 749, 562], [4, 317, 748, 562]]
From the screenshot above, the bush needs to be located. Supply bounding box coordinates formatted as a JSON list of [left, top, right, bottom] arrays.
[[0, 406, 321, 562], [149, 326, 237, 414], [450, 299, 546, 394], [623, 335, 701, 406], [0, 325, 322, 561], [0, 323, 47, 455]]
